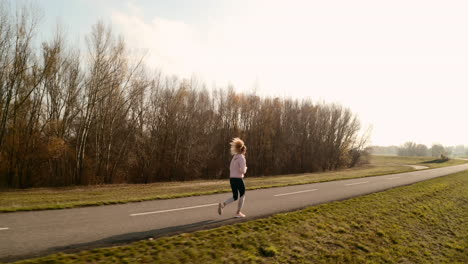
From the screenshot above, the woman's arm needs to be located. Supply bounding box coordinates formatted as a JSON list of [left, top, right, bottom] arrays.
[[238, 155, 247, 174]]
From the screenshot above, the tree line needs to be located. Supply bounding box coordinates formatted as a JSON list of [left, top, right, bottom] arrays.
[[370, 142, 467, 158], [0, 4, 366, 188]]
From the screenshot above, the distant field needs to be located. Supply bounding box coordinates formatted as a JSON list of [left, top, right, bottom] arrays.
[[0, 156, 466, 212], [13, 169, 468, 263]]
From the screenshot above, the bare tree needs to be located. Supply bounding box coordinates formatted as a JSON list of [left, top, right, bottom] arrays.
[[0, 3, 368, 188]]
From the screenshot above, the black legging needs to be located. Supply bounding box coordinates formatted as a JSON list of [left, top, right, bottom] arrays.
[[230, 178, 245, 200]]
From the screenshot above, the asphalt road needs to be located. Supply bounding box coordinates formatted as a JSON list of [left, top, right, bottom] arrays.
[[1, 163, 468, 262]]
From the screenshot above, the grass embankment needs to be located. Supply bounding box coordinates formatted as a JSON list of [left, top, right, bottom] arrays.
[[13, 170, 468, 263], [0, 156, 466, 212]]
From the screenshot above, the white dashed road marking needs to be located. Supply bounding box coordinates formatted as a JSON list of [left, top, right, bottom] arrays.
[[344, 181, 369, 186], [0, 227, 9, 231], [274, 189, 318, 197], [387, 177, 401, 180], [130, 203, 218, 216]]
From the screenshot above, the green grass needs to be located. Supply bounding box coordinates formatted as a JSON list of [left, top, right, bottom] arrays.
[[0, 156, 466, 212], [12, 169, 468, 263]]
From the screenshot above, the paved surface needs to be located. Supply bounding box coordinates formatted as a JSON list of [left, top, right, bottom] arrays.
[[1, 163, 468, 262]]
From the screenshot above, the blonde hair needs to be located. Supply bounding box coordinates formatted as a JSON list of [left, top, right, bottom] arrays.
[[230, 137, 247, 155]]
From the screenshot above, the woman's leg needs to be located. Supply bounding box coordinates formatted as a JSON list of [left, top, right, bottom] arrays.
[[223, 178, 239, 205], [237, 179, 246, 214], [220, 179, 235, 215]]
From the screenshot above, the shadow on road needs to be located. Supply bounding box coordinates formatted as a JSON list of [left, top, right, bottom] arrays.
[[49, 218, 235, 253], [1, 218, 237, 263]]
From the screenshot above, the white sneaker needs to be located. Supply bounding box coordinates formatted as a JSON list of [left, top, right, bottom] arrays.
[[235, 212, 246, 218]]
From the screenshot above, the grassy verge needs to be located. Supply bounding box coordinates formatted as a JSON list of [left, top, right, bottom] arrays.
[[370, 155, 466, 168], [0, 156, 466, 212], [13, 169, 468, 263]]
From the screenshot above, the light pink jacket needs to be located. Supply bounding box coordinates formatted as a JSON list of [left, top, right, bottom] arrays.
[[230, 154, 247, 178]]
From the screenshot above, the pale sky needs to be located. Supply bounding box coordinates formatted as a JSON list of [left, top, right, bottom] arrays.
[[21, 0, 468, 146]]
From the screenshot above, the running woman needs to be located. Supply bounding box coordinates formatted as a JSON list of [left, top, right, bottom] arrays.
[[218, 137, 247, 218]]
